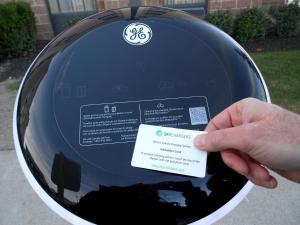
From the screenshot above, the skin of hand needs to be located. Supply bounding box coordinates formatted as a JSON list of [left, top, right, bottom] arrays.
[[194, 98, 300, 189]]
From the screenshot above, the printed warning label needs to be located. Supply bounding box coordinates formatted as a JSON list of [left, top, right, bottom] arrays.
[[79, 96, 210, 146], [80, 102, 139, 146]]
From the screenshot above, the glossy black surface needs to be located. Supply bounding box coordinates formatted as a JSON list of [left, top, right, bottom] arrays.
[[17, 7, 267, 225]]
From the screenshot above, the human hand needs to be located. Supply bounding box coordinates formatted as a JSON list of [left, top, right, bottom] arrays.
[[194, 98, 300, 188]]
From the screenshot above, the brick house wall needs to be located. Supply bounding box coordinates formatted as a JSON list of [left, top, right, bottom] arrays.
[[30, 0, 54, 40], [96, 0, 129, 10], [208, 0, 284, 15], [1, 0, 285, 40]]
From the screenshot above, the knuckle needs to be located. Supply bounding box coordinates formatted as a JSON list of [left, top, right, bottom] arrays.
[[240, 97, 256, 108], [240, 123, 256, 151], [207, 132, 222, 149]]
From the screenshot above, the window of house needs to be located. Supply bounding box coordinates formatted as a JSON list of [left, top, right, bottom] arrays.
[[165, 0, 205, 7], [164, 0, 206, 17], [48, 0, 96, 13]]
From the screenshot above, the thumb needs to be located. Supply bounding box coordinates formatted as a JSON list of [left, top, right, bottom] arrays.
[[194, 125, 253, 153]]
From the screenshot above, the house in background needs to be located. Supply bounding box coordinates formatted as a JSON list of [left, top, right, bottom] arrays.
[[0, 0, 285, 40]]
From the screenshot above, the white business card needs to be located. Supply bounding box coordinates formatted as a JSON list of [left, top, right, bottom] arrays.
[[131, 124, 207, 177]]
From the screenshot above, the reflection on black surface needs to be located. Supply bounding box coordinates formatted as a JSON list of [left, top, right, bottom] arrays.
[[69, 153, 246, 225], [73, 181, 206, 225], [22, 143, 247, 225], [51, 153, 81, 199]]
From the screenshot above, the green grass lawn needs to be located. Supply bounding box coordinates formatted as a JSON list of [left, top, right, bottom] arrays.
[[251, 51, 300, 113]]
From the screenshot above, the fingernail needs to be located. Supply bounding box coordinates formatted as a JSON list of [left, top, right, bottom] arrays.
[[194, 134, 206, 148]]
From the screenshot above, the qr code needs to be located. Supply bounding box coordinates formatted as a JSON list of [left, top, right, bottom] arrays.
[[189, 107, 208, 125]]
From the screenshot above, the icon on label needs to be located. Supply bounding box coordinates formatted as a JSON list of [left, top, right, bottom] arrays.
[[104, 105, 109, 113], [76, 85, 86, 98], [111, 106, 117, 112], [157, 103, 164, 108], [156, 130, 163, 137], [123, 23, 152, 46]]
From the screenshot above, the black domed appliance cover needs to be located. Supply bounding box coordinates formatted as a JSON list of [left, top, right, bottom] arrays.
[[14, 6, 270, 225]]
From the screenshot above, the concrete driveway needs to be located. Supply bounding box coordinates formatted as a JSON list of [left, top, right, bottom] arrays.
[[1, 79, 299, 225]]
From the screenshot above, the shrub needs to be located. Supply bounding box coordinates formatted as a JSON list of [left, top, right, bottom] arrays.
[[233, 8, 273, 42], [0, 1, 36, 57], [204, 10, 233, 34], [269, 1, 300, 37]]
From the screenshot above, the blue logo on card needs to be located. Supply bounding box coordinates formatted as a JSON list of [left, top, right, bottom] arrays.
[[156, 130, 163, 137]]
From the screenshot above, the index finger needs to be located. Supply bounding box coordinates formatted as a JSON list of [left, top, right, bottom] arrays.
[[205, 101, 243, 132], [205, 98, 269, 132]]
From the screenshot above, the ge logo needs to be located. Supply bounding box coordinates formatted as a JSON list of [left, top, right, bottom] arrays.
[[123, 23, 152, 46]]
